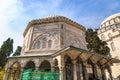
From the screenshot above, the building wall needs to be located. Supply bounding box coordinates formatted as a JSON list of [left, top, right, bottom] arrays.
[[97, 13, 120, 78], [21, 23, 61, 56], [60, 22, 87, 50], [21, 21, 87, 56]]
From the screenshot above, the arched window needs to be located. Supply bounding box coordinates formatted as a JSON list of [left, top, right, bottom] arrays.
[[106, 21, 109, 26], [42, 37, 47, 48], [111, 42, 115, 51], [24, 61, 35, 70], [115, 17, 120, 22], [108, 33, 112, 39], [39, 60, 51, 71], [101, 34, 106, 41], [110, 19, 114, 25], [48, 40, 52, 48], [33, 41, 40, 49], [8, 62, 21, 80]]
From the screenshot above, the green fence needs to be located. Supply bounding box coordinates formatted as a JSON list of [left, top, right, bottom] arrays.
[[21, 69, 59, 80]]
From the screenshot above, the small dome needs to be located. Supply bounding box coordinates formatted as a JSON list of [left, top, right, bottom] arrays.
[[100, 13, 120, 29]]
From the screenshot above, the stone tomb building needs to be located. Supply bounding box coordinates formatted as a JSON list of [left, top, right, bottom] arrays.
[[4, 16, 120, 80]]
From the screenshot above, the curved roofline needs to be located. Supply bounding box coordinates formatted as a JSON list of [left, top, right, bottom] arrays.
[[101, 13, 120, 25], [23, 15, 86, 37]]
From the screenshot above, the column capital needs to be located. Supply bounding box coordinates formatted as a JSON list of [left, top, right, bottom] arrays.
[[72, 60, 77, 64]]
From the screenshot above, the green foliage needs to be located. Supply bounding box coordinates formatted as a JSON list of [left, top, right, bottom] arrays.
[[13, 46, 22, 56], [85, 28, 110, 55], [0, 67, 5, 80], [0, 38, 13, 68]]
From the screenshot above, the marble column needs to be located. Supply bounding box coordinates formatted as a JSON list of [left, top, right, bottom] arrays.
[[60, 57, 64, 80], [60, 67, 64, 80], [108, 67, 113, 80], [93, 65, 98, 79], [101, 67, 107, 80], [83, 64, 88, 80], [72, 60, 77, 80]]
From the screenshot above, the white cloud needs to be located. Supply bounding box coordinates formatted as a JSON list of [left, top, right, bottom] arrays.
[[0, 0, 119, 52], [0, 0, 64, 51], [0, 0, 25, 51]]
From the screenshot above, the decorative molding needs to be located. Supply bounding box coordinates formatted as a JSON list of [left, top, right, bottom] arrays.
[[23, 16, 85, 36]]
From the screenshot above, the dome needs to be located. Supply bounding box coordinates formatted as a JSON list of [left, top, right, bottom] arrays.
[[100, 13, 120, 28]]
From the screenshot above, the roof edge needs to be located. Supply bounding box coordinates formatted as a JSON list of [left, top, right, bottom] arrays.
[[23, 16, 86, 37]]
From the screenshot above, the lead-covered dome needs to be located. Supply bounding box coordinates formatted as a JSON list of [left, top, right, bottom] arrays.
[[100, 13, 120, 29]]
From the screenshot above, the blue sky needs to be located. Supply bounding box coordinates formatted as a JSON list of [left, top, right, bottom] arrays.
[[0, 0, 120, 51]]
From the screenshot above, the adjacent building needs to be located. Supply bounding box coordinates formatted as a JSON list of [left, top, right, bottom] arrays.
[[97, 13, 120, 79]]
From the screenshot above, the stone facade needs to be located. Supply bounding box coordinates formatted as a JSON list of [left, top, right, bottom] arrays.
[[4, 15, 120, 80], [21, 16, 86, 56], [97, 13, 120, 79]]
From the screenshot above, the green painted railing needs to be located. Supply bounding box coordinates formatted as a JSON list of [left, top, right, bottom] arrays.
[[21, 69, 59, 80]]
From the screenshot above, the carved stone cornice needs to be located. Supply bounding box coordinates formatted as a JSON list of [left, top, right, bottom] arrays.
[[23, 16, 86, 37]]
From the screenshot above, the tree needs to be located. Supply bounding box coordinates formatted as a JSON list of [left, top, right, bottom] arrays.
[[85, 28, 110, 55], [0, 67, 5, 79], [0, 38, 13, 68], [13, 46, 22, 56]]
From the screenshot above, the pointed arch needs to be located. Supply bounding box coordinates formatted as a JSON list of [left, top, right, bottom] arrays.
[[53, 59, 59, 72], [32, 40, 41, 49], [8, 61, 21, 80], [39, 60, 51, 71], [24, 61, 35, 70], [42, 37, 47, 48], [48, 40, 52, 48]]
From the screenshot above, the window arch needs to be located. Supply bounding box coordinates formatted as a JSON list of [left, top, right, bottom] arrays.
[[8, 62, 21, 80], [39, 60, 51, 71], [101, 34, 106, 41], [110, 42, 116, 51], [42, 37, 47, 48], [24, 61, 35, 70], [33, 41, 41, 49], [48, 40, 52, 48], [108, 33, 112, 39]]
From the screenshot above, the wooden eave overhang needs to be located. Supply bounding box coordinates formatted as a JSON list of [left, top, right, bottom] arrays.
[[52, 46, 120, 66]]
